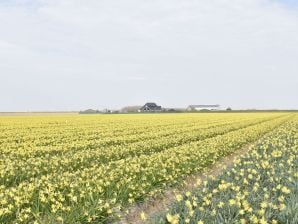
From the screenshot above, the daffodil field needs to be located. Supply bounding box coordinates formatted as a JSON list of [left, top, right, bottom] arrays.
[[0, 113, 296, 223], [155, 116, 298, 224]]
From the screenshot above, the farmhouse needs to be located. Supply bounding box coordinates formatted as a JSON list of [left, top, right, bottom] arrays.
[[139, 102, 162, 112], [187, 104, 220, 111]]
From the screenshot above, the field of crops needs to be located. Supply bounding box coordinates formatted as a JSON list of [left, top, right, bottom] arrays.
[[155, 116, 298, 224], [0, 113, 296, 223]]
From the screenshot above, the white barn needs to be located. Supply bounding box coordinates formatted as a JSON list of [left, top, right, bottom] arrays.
[[187, 105, 220, 111]]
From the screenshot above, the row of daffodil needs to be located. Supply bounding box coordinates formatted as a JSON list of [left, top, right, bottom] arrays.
[[1, 114, 281, 157], [0, 114, 283, 190], [155, 116, 298, 224], [0, 113, 292, 223], [0, 114, 222, 153]]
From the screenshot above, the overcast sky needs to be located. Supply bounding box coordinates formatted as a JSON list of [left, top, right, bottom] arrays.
[[0, 0, 298, 111]]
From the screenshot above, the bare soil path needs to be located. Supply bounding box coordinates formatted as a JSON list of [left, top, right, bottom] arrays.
[[117, 141, 257, 224]]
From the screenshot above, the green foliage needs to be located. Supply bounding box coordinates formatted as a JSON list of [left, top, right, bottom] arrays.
[[155, 119, 298, 224]]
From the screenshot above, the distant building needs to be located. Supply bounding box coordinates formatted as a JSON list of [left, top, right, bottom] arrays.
[[139, 102, 162, 112], [187, 105, 220, 111]]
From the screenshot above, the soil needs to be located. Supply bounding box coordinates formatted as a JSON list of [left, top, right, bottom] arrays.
[[117, 142, 256, 224]]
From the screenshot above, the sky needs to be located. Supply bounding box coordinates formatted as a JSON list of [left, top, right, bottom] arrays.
[[0, 0, 298, 111]]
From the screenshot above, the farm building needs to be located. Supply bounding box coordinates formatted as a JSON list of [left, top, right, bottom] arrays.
[[139, 102, 162, 112], [187, 105, 220, 111]]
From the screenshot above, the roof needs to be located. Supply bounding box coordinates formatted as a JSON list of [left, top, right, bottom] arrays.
[[144, 102, 158, 107], [140, 102, 162, 111]]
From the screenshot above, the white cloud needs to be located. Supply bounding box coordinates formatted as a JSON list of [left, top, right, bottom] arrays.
[[0, 40, 17, 48], [0, 0, 298, 111]]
